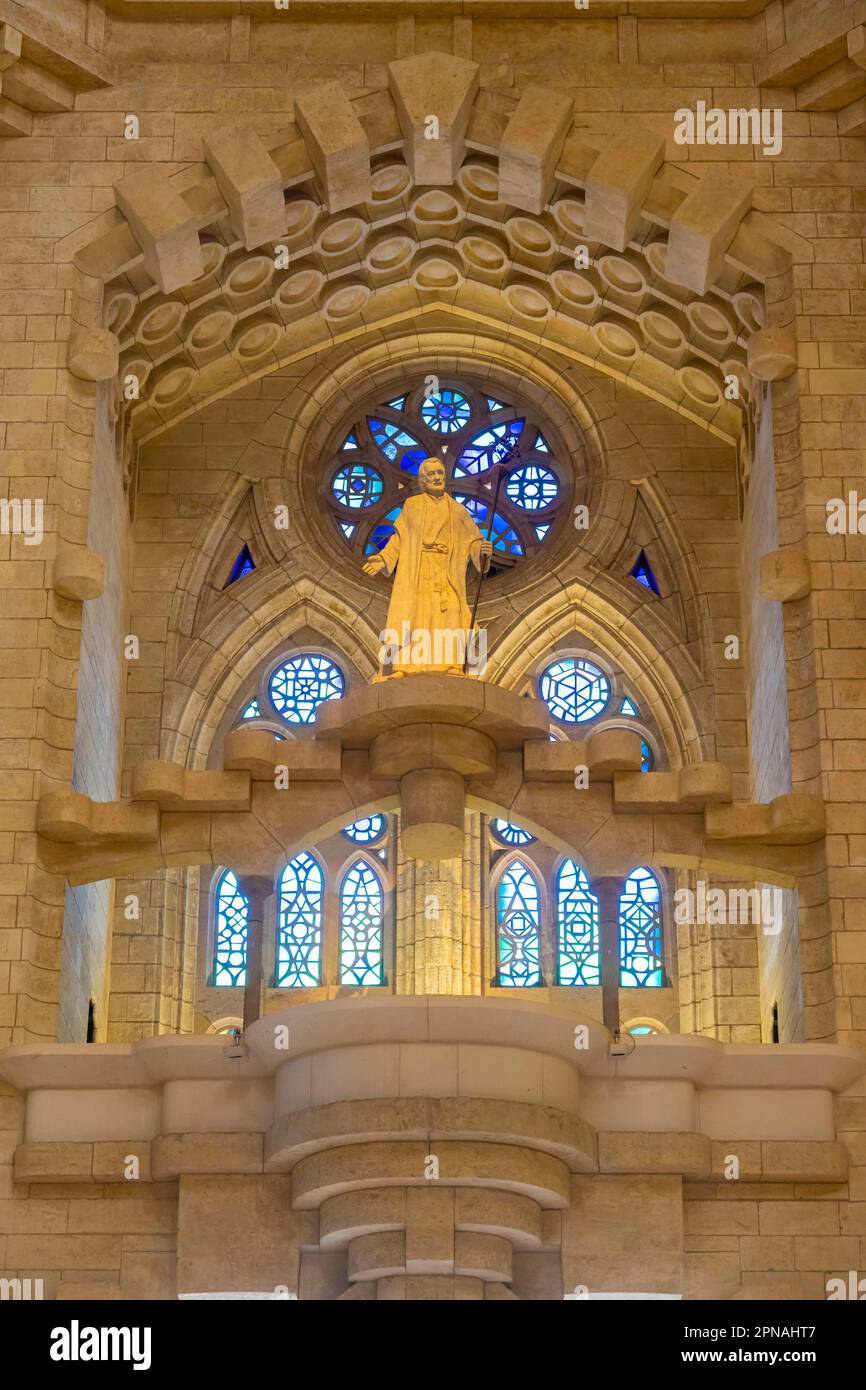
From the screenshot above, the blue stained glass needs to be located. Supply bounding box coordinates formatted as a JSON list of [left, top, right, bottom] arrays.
[[366, 506, 401, 553], [241, 699, 260, 720], [332, 461, 384, 509], [533, 432, 550, 452], [339, 859, 385, 985], [454, 495, 524, 556], [269, 653, 345, 724], [276, 852, 324, 988], [341, 522, 355, 539], [487, 397, 511, 412], [383, 395, 407, 410], [556, 860, 600, 986], [492, 819, 536, 847], [497, 860, 542, 987], [534, 524, 550, 541], [420, 389, 471, 433], [213, 870, 248, 987], [224, 543, 255, 587], [621, 697, 639, 717], [341, 432, 359, 450], [506, 464, 559, 512], [369, 418, 425, 469], [641, 738, 653, 773], [453, 420, 524, 475], [619, 866, 664, 987], [630, 549, 660, 595], [539, 657, 610, 723], [342, 814, 387, 844]]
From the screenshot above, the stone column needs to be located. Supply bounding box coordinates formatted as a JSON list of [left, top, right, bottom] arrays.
[[237, 874, 273, 1030], [590, 876, 626, 1037], [395, 812, 482, 994]]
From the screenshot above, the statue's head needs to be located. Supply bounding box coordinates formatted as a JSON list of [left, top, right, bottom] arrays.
[[418, 456, 447, 496]]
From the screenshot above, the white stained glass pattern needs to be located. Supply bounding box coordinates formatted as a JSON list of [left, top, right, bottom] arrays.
[[497, 861, 542, 987], [275, 852, 324, 988], [269, 654, 345, 724], [539, 658, 610, 723], [339, 860, 385, 985], [213, 871, 248, 987]]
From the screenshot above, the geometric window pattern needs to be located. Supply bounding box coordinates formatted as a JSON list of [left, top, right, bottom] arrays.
[[339, 859, 385, 986], [275, 852, 324, 988], [539, 657, 610, 723], [213, 870, 249, 987], [496, 860, 542, 987], [323, 382, 566, 567], [556, 859, 600, 986], [491, 819, 536, 847], [342, 814, 388, 844], [619, 866, 664, 987], [269, 653, 345, 724]]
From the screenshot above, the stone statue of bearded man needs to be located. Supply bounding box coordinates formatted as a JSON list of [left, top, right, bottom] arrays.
[[363, 456, 493, 677]]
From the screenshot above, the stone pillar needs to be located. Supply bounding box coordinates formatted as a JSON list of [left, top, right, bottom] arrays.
[[591, 876, 626, 1037], [395, 812, 482, 994], [236, 874, 273, 1030]]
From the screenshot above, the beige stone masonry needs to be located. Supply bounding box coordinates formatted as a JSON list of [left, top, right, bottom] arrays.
[[759, 549, 812, 603], [203, 125, 288, 252], [53, 546, 106, 603], [67, 328, 120, 384], [114, 168, 205, 295], [665, 171, 753, 297], [582, 125, 666, 254], [294, 80, 372, 214], [388, 52, 479, 186], [498, 84, 573, 216]]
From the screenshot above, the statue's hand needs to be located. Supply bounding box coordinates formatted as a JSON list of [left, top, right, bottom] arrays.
[[363, 555, 385, 575], [478, 540, 493, 564]]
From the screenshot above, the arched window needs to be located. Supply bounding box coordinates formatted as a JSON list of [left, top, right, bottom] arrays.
[[496, 859, 542, 987], [491, 819, 536, 847], [339, 859, 385, 986], [213, 870, 248, 987], [556, 859, 600, 986], [619, 867, 664, 987], [275, 852, 324, 988]]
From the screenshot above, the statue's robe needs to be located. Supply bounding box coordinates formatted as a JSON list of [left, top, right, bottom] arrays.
[[377, 492, 485, 673]]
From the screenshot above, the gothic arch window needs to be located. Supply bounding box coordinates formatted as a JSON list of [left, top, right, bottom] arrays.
[[496, 858, 543, 988], [491, 819, 536, 848], [212, 870, 248, 987], [275, 851, 325, 988], [533, 647, 663, 773], [556, 859, 600, 986], [322, 382, 569, 569], [339, 858, 385, 986], [619, 866, 665, 987]]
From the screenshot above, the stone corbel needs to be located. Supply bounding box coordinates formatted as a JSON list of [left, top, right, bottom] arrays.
[[37, 790, 159, 845], [53, 545, 106, 602], [759, 548, 812, 602], [705, 792, 825, 845]]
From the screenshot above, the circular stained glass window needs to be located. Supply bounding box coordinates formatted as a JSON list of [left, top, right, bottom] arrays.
[[506, 464, 559, 512], [539, 658, 610, 723], [491, 819, 536, 847], [332, 462, 384, 509], [323, 382, 568, 569], [342, 815, 388, 844], [420, 388, 471, 433], [269, 654, 345, 724]]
